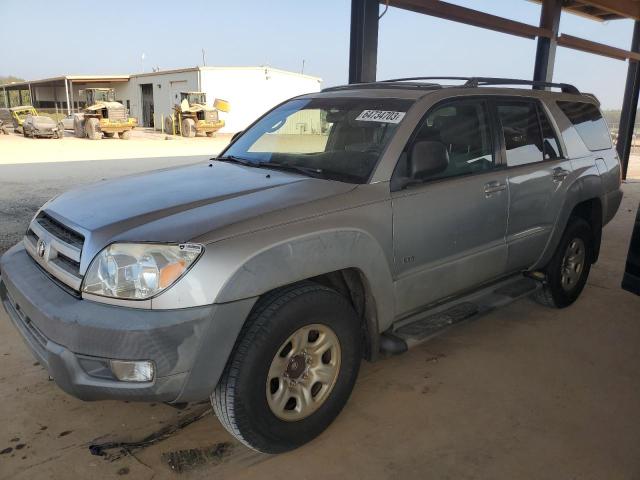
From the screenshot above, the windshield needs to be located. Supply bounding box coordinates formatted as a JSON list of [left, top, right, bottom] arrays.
[[91, 90, 115, 103], [182, 92, 206, 105], [221, 97, 413, 183]]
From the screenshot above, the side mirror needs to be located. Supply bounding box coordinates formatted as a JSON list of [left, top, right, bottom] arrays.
[[231, 130, 243, 143], [409, 141, 449, 180]]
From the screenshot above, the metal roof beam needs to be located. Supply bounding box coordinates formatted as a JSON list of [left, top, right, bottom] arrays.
[[557, 33, 640, 61], [384, 0, 553, 39]]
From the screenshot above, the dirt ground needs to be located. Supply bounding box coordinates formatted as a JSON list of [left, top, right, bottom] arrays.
[[0, 128, 231, 165], [0, 146, 639, 479]]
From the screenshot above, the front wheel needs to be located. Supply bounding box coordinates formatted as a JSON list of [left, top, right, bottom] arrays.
[[534, 217, 593, 308], [212, 282, 362, 453]]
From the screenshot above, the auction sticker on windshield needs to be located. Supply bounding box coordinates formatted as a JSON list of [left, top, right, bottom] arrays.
[[355, 110, 406, 123]]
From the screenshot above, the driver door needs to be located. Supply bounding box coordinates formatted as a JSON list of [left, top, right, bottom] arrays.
[[391, 98, 509, 317]]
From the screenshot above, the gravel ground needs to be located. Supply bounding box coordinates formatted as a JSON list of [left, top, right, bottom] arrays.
[[0, 144, 639, 479]]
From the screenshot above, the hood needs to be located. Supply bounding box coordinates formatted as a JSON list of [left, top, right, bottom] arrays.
[[86, 101, 124, 111], [42, 161, 356, 271], [32, 116, 56, 127]]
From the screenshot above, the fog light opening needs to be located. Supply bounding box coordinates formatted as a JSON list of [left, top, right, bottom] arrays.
[[109, 360, 155, 382]]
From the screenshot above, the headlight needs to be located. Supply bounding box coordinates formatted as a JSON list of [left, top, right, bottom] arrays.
[[82, 243, 203, 300]]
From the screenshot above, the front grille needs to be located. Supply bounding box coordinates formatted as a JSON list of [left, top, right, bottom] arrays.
[[24, 212, 85, 291], [36, 212, 84, 249], [107, 107, 127, 122], [51, 254, 81, 275], [205, 110, 219, 123]]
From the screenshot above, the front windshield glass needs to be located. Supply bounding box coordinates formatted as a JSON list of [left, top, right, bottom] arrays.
[[93, 90, 115, 102], [222, 97, 413, 183], [188, 93, 206, 105]]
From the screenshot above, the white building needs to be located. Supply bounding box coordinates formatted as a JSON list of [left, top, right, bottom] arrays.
[[1, 66, 322, 133]]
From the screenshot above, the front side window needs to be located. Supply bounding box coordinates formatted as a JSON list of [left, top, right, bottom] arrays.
[[557, 101, 611, 151], [496, 101, 544, 167], [222, 97, 413, 183], [394, 99, 494, 186]]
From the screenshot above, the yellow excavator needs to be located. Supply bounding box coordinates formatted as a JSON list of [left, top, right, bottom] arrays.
[[165, 92, 228, 137], [74, 88, 137, 140]]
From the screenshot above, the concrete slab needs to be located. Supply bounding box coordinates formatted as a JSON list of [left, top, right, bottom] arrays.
[[0, 160, 638, 479]]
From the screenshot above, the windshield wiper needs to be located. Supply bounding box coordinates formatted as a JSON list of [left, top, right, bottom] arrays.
[[255, 162, 325, 179], [216, 156, 326, 180], [215, 155, 255, 166]]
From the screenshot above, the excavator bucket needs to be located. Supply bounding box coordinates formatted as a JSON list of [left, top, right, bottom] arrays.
[[214, 98, 230, 113]]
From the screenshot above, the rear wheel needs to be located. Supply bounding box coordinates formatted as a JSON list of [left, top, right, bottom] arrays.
[[85, 118, 101, 140], [181, 118, 196, 138], [212, 282, 362, 454], [205, 131, 214, 137], [103, 132, 115, 138], [534, 217, 593, 308], [164, 116, 175, 135], [119, 130, 131, 140], [74, 115, 85, 138]]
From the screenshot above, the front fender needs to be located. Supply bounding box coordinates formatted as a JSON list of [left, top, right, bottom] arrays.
[[214, 229, 395, 332]]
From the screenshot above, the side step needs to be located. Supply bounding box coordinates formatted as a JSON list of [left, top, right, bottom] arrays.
[[380, 276, 541, 353]]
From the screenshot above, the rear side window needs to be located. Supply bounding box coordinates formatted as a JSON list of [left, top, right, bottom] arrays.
[[496, 101, 544, 167], [557, 101, 611, 151]]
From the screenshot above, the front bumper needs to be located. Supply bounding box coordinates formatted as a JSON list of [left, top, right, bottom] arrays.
[[0, 244, 256, 403]]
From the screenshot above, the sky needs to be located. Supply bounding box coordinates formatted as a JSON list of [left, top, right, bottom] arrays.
[[0, 0, 635, 109]]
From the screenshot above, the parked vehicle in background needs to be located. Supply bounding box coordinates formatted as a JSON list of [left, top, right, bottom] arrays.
[[0, 77, 622, 454], [22, 114, 64, 139], [622, 203, 640, 295], [74, 88, 137, 140], [61, 114, 75, 131], [0, 106, 39, 133], [164, 92, 228, 137]]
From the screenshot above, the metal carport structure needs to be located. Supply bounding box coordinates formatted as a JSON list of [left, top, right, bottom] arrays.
[[0, 75, 129, 115], [348, 0, 640, 180]]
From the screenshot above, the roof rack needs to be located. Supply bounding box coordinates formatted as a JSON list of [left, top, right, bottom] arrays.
[[321, 81, 442, 92], [464, 77, 580, 94], [323, 77, 581, 95]]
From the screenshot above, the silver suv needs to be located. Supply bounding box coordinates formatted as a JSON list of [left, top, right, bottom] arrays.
[[0, 77, 622, 453]]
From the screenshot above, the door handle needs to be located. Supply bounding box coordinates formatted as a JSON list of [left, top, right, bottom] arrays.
[[484, 181, 506, 197], [552, 167, 570, 182]]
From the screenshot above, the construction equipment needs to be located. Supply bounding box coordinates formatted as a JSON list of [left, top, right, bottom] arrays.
[[74, 88, 137, 140], [1, 106, 39, 134], [164, 92, 228, 138]]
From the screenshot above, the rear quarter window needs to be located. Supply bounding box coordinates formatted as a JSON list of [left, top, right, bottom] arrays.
[[557, 101, 612, 151]]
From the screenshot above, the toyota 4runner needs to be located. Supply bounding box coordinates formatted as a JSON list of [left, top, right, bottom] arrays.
[[0, 77, 622, 453]]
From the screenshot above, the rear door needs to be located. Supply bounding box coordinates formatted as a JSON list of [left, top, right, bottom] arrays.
[[493, 98, 573, 272], [391, 98, 509, 317]]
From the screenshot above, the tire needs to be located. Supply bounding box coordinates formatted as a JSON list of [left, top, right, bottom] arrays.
[[56, 122, 64, 139], [205, 131, 214, 137], [164, 116, 174, 135], [74, 114, 85, 138], [212, 282, 362, 454], [181, 118, 196, 138], [22, 127, 28, 138], [103, 132, 115, 138], [534, 217, 593, 308], [85, 118, 101, 140], [119, 130, 131, 140]]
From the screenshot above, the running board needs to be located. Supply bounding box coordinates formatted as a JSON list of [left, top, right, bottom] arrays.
[[380, 276, 541, 353]]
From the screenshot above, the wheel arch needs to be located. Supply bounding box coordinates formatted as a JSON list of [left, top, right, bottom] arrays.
[[534, 188, 604, 269], [209, 229, 395, 361]]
